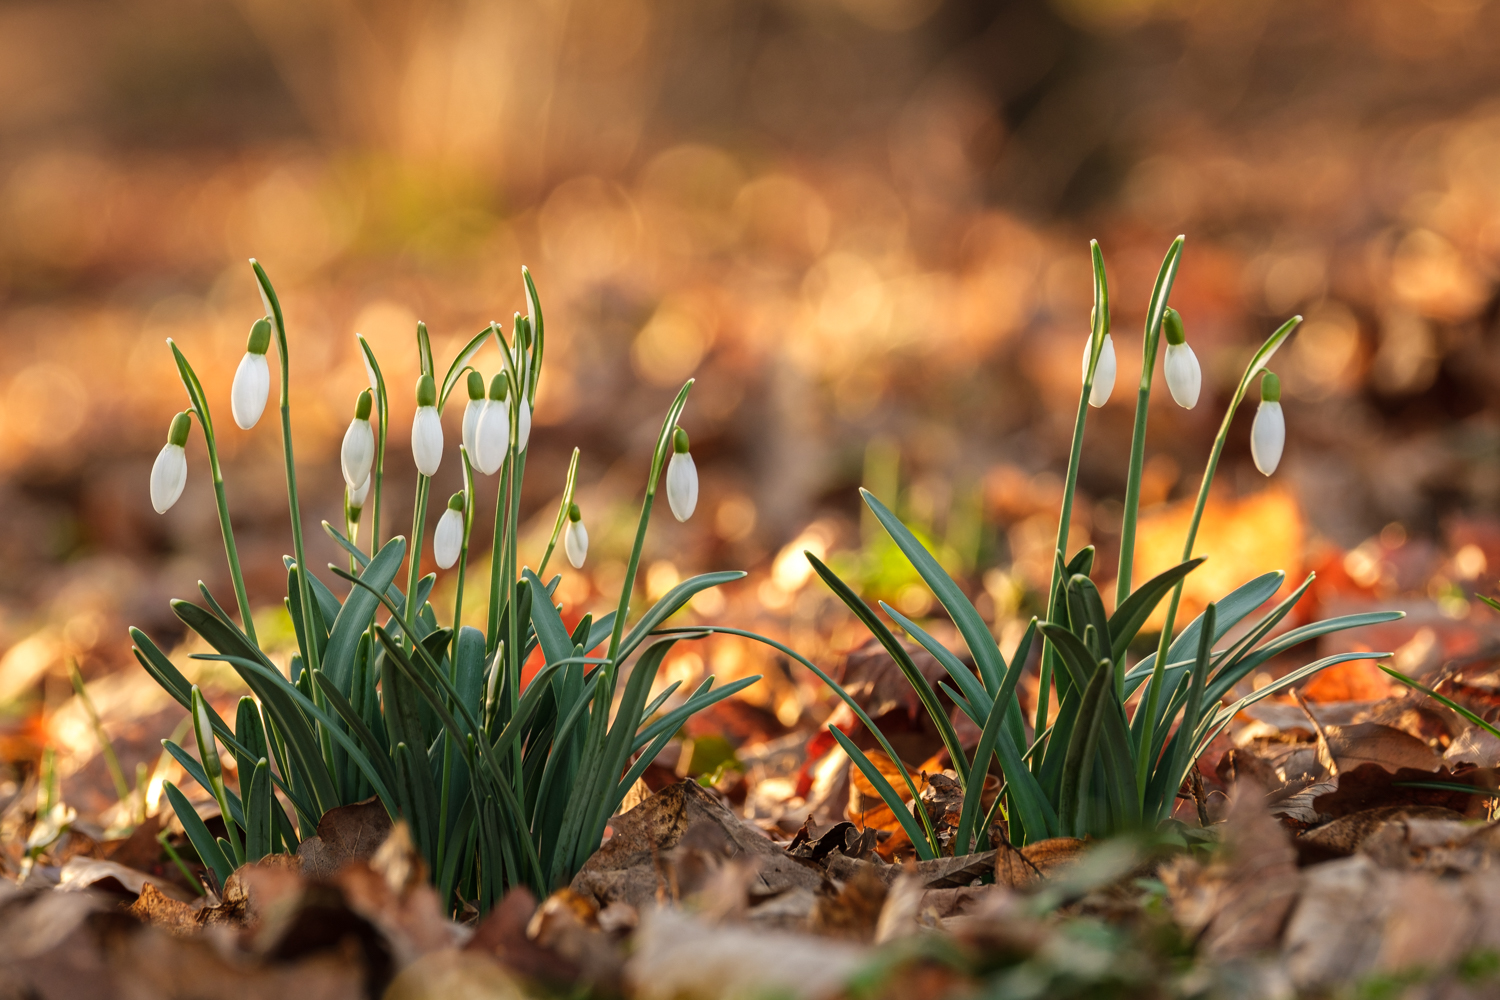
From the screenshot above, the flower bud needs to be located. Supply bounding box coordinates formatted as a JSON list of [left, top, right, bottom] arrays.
[[516, 401, 532, 452], [190, 686, 224, 794], [462, 372, 486, 462], [347, 475, 370, 523], [434, 492, 465, 569], [473, 374, 511, 475], [1251, 372, 1285, 476], [565, 503, 588, 569], [230, 319, 273, 430], [1081, 333, 1116, 407], [1160, 308, 1200, 409], [341, 390, 375, 490], [151, 412, 191, 513], [411, 375, 443, 476], [666, 427, 698, 522]]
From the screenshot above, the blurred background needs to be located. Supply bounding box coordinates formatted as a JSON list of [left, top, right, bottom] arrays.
[[6, 0, 1500, 821]]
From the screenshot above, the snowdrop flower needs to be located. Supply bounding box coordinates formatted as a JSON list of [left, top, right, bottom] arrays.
[[230, 318, 272, 429], [461, 371, 486, 462], [434, 492, 465, 570], [1251, 371, 1285, 476], [665, 427, 698, 522], [1081, 331, 1116, 407], [411, 374, 443, 476], [1161, 307, 1201, 409], [151, 412, 192, 514], [516, 398, 532, 453], [473, 375, 510, 475], [346, 475, 370, 523], [340, 390, 375, 490], [564, 503, 588, 569]]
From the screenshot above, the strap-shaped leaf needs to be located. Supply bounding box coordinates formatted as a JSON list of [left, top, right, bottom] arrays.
[[312, 671, 399, 793], [1126, 571, 1283, 693], [1039, 622, 1137, 827], [630, 675, 760, 755], [243, 759, 272, 862], [1153, 603, 1215, 821], [616, 571, 746, 662], [861, 489, 1007, 694], [1379, 665, 1500, 741], [161, 739, 246, 829], [438, 327, 492, 409], [164, 781, 233, 889], [527, 571, 577, 666], [1207, 611, 1404, 706], [1108, 557, 1204, 665], [829, 726, 936, 861], [955, 689, 1009, 855], [1057, 657, 1111, 836], [324, 537, 407, 695], [809, 554, 969, 785], [881, 603, 990, 718]]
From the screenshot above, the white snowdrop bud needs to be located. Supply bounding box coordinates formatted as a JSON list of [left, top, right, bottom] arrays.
[[564, 503, 588, 569], [434, 492, 465, 570], [411, 374, 443, 477], [1161, 308, 1201, 410], [1251, 372, 1285, 476], [346, 475, 370, 524], [151, 412, 192, 514], [474, 375, 510, 475], [516, 400, 532, 452], [341, 390, 375, 490], [231, 319, 272, 430], [1082, 332, 1116, 407], [461, 371, 486, 462], [190, 686, 222, 789], [665, 427, 698, 522]]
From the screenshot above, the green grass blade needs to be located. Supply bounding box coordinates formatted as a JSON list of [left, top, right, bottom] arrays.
[[829, 727, 936, 861], [1108, 557, 1204, 666], [164, 781, 234, 889], [324, 537, 407, 695]]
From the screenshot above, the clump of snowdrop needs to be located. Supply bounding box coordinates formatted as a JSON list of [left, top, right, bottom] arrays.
[[411, 374, 443, 476], [231, 319, 272, 430], [1251, 371, 1285, 476], [474, 375, 510, 475], [564, 503, 588, 568], [341, 390, 375, 490], [666, 427, 698, 522], [1161, 307, 1201, 409], [151, 411, 192, 513], [434, 492, 465, 570]]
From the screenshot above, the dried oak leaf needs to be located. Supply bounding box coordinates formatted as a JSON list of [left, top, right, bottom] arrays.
[[126, 882, 201, 936], [296, 797, 393, 880], [466, 887, 585, 987], [1312, 762, 1499, 820], [1294, 805, 1467, 864]]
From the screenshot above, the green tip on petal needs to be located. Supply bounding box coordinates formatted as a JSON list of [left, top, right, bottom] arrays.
[[355, 389, 372, 420], [246, 318, 272, 355], [489, 374, 508, 402], [467, 370, 485, 400], [416, 373, 437, 407], [168, 411, 192, 447], [1163, 307, 1186, 346], [448, 492, 466, 512], [568, 502, 581, 522], [1261, 370, 1281, 402], [673, 427, 690, 454]]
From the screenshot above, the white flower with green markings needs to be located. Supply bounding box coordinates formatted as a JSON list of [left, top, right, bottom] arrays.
[[1251, 371, 1285, 476], [151, 411, 192, 513], [1161, 307, 1201, 409], [340, 389, 375, 490], [474, 375, 510, 475], [564, 502, 588, 568], [434, 492, 465, 569], [666, 427, 698, 522], [411, 374, 443, 476], [230, 318, 272, 430]]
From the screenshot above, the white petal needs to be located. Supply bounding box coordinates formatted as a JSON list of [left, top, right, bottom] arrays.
[[1251, 401, 1285, 476], [474, 401, 510, 475], [1163, 342, 1201, 409], [565, 519, 588, 569], [434, 507, 465, 569], [340, 418, 375, 490], [348, 474, 371, 508], [666, 451, 698, 522], [151, 443, 188, 513], [230, 352, 270, 430], [462, 400, 484, 461], [411, 406, 444, 476], [516, 403, 532, 452], [1083, 334, 1116, 407]]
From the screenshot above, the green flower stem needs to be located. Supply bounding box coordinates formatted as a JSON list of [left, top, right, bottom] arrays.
[[452, 449, 476, 665], [167, 343, 257, 646], [356, 335, 390, 554], [506, 441, 527, 773], [537, 448, 581, 579], [485, 454, 512, 655], [253, 260, 318, 676], [1116, 237, 1184, 606], [1133, 315, 1302, 802], [405, 476, 432, 649], [1035, 242, 1108, 746]]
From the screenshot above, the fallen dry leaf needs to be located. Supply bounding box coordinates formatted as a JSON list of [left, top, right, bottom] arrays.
[[296, 797, 394, 880], [56, 855, 196, 901]]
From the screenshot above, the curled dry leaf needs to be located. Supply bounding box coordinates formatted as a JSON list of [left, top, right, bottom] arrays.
[[296, 797, 394, 880]]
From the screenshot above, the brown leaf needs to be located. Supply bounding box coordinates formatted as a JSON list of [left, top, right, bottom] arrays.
[[466, 888, 587, 988], [1294, 805, 1467, 864], [994, 841, 1043, 890], [1312, 762, 1499, 820], [1018, 837, 1087, 878], [57, 856, 195, 901], [383, 949, 524, 1000], [126, 882, 201, 935], [296, 797, 393, 879], [809, 863, 887, 941], [1322, 721, 1444, 773]]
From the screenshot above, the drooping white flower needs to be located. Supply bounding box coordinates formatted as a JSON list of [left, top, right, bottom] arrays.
[[347, 475, 371, 521], [666, 427, 698, 522], [230, 319, 272, 430], [1251, 371, 1285, 476], [411, 374, 443, 476], [474, 375, 511, 475], [341, 390, 375, 490], [1082, 333, 1116, 407], [1160, 307, 1200, 409], [461, 371, 486, 461], [516, 400, 532, 452], [434, 492, 466, 570], [564, 503, 588, 569], [151, 412, 192, 514]]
